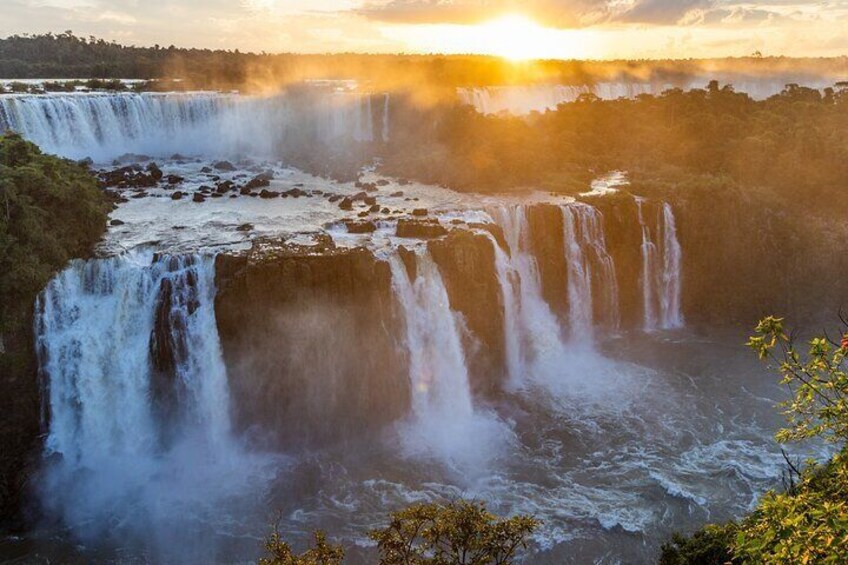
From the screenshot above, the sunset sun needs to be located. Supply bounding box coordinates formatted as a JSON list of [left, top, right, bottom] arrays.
[[475, 14, 556, 61]]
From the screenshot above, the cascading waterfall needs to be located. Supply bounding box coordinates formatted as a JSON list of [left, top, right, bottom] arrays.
[[636, 199, 684, 330], [562, 204, 620, 339], [382, 93, 390, 143], [659, 203, 684, 329], [389, 250, 508, 468], [488, 206, 565, 386], [35, 252, 274, 555], [0, 89, 378, 161]]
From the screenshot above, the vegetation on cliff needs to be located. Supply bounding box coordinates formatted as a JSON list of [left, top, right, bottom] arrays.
[[0, 132, 109, 526], [661, 317, 848, 563], [261, 500, 538, 565]]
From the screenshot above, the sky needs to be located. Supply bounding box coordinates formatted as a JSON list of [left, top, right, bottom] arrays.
[[3, 0, 848, 59]]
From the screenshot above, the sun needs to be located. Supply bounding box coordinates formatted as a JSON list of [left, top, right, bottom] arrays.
[[475, 14, 557, 61]]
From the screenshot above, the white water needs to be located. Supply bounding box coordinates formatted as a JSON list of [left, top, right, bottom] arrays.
[[637, 200, 684, 331], [0, 89, 380, 162], [487, 204, 644, 404], [458, 78, 837, 115], [381, 93, 390, 143], [35, 253, 276, 558], [562, 204, 620, 341], [488, 206, 565, 388], [389, 251, 509, 470]]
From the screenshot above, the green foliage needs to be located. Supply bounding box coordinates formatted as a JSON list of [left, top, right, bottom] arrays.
[[663, 317, 848, 564], [260, 529, 344, 565], [0, 131, 108, 334], [368, 500, 539, 565], [747, 316, 848, 444], [659, 523, 740, 565], [733, 449, 848, 563]]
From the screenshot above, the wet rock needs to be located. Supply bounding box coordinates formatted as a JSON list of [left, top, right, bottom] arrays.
[[328, 195, 342, 203], [259, 189, 280, 199], [339, 198, 353, 211], [109, 219, 125, 226], [396, 218, 447, 239], [412, 208, 429, 217], [192, 193, 206, 203], [166, 174, 183, 185], [170, 153, 188, 161], [390, 191, 404, 197], [369, 204, 381, 213], [240, 186, 253, 196], [217, 181, 235, 194], [213, 160, 236, 171], [344, 220, 377, 234], [211, 193, 224, 198], [201, 166, 213, 173], [244, 174, 271, 190], [364, 196, 377, 206], [171, 191, 184, 200], [146, 162, 163, 181], [237, 223, 253, 232], [376, 179, 390, 187], [131, 191, 147, 199]]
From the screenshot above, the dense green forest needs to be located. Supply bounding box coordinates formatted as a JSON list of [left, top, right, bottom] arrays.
[[386, 80, 848, 208], [1, 32, 847, 94], [0, 132, 109, 527]]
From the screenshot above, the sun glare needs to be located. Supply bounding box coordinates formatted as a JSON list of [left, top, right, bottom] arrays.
[[476, 14, 554, 61]]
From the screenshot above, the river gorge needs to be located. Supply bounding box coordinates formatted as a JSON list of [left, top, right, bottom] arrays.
[[0, 82, 840, 564]]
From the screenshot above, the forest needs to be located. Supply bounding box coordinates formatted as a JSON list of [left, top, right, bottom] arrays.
[[1, 31, 847, 94]]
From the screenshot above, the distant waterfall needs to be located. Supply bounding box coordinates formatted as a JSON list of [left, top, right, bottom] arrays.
[[0, 89, 377, 162], [636, 200, 684, 330], [389, 251, 506, 467], [488, 206, 564, 386], [457, 79, 834, 115], [562, 204, 619, 340], [35, 253, 272, 550], [382, 93, 390, 143]]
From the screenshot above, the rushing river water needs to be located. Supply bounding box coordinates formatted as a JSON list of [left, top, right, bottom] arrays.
[[0, 90, 821, 564]]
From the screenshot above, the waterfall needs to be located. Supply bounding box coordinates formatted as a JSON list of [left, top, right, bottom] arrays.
[[382, 93, 390, 143], [0, 89, 378, 162], [636, 200, 684, 331], [35, 252, 273, 552], [562, 204, 620, 340], [488, 206, 565, 386], [660, 203, 684, 329], [456, 79, 832, 115], [389, 250, 508, 468]]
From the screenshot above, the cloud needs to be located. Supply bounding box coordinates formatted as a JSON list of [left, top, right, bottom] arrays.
[[357, 0, 612, 27]]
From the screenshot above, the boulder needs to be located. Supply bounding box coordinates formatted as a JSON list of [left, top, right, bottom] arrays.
[[396, 219, 447, 239]]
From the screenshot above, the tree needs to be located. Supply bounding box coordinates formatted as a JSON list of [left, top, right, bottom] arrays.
[[368, 500, 539, 565], [260, 528, 344, 565]]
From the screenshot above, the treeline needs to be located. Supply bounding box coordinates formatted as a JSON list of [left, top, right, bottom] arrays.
[[386, 80, 848, 209], [1, 32, 847, 94]]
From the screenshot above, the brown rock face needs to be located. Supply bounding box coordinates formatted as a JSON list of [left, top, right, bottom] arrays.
[[429, 230, 505, 394], [580, 193, 644, 330], [214, 241, 409, 447], [527, 204, 568, 319]]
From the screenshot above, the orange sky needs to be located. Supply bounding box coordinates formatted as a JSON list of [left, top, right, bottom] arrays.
[[3, 1, 848, 59]]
